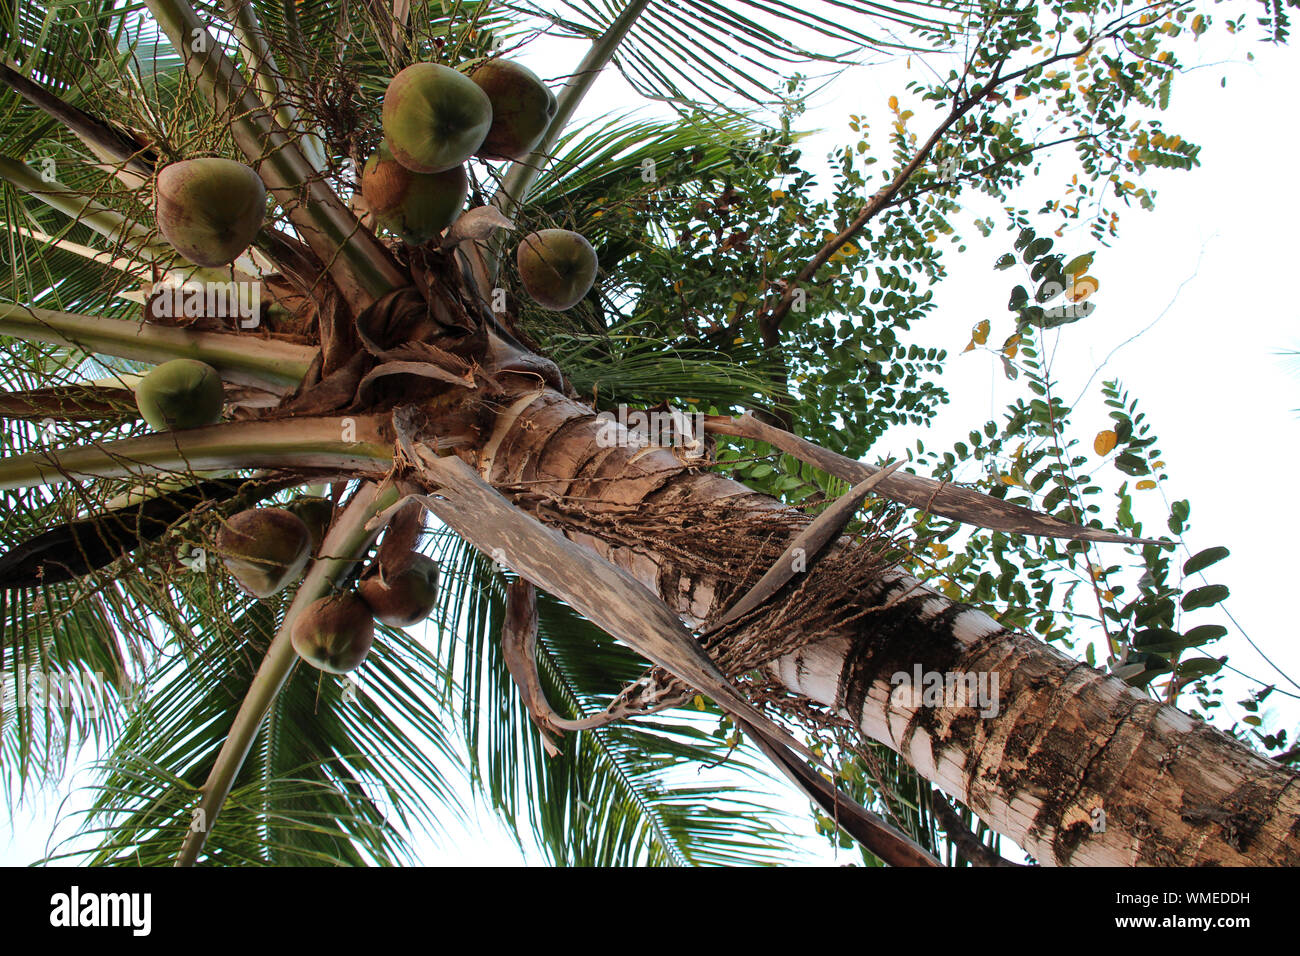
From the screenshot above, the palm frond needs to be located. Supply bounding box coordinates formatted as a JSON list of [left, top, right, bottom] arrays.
[[512, 0, 960, 106], [546, 322, 780, 410], [428, 532, 802, 866], [47, 577, 463, 866]]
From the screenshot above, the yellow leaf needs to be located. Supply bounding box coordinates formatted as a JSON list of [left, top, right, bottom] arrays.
[[1102, 589, 1115, 602], [1068, 275, 1099, 302], [972, 319, 990, 345], [1136, 479, 1157, 490], [1128, 148, 1141, 161], [732, 291, 748, 302], [770, 189, 786, 201], [930, 542, 949, 559], [1152, 460, 1165, 469], [1094, 430, 1118, 455], [888, 95, 899, 111], [1000, 475, 1017, 486], [732, 336, 745, 345]]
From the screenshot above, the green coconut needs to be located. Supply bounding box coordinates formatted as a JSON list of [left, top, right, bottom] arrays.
[[467, 59, 556, 161], [516, 229, 598, 310], [155, 158, 266, 267], [216, 507, 312, 598], [134, 359, 224, 431], [291, 592, 375, 674], [357, 554, 440, 627], [382, 63, 493, 173], [285, 496, 335, 554], [362, 142, 468, 245]]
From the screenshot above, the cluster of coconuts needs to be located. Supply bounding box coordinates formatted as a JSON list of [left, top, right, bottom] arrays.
[[133, 59, 593, 674], [215, 504, 440, 675], [148, 59, 598, 311], [370, 58, 599, 310], [126, 354, 438, 676]]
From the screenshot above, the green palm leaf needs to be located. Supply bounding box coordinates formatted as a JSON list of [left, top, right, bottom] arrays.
[[428, 533, 801, 866]]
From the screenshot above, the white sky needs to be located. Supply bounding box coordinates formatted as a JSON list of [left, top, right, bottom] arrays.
[[4, 9, 1297, 867]]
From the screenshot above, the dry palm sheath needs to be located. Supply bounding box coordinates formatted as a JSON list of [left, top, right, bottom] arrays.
[[399, 450, 938, 866]]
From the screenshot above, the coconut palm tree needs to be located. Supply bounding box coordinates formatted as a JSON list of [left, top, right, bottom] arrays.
[[1, 0, 1296, 867]]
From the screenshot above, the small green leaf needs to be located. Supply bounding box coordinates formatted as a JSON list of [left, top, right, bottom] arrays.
[[1181, 624, 1227, 646], [1063, 253, 1094, 276], [1181, 584, 1229, 611], [1133, 628, 1182, 655], [1176, 657, 1225, 680], [1183, 546, 1229, 576], [1114, 452, 1149, 476], [1023, 237, 1053, 262]]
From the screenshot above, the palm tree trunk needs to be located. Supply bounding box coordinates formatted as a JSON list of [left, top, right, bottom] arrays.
[[475, 388, 1300, 866]]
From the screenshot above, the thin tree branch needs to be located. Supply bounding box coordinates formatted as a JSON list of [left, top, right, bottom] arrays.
[[757, 41, 1098, 344]]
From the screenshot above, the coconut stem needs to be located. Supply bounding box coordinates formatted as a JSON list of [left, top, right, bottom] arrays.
[[175, 479, 401, 866], [492, 0, 653, 217], [142, 0, 406, 309], [0, 157, 172, 262], [0, 301, 315, 391], [474, 0, 653, 290], [0, 414, 393, 492]]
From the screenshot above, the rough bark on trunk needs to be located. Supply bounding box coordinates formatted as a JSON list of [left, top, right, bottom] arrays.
[[466, 386, 1300, 866]]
